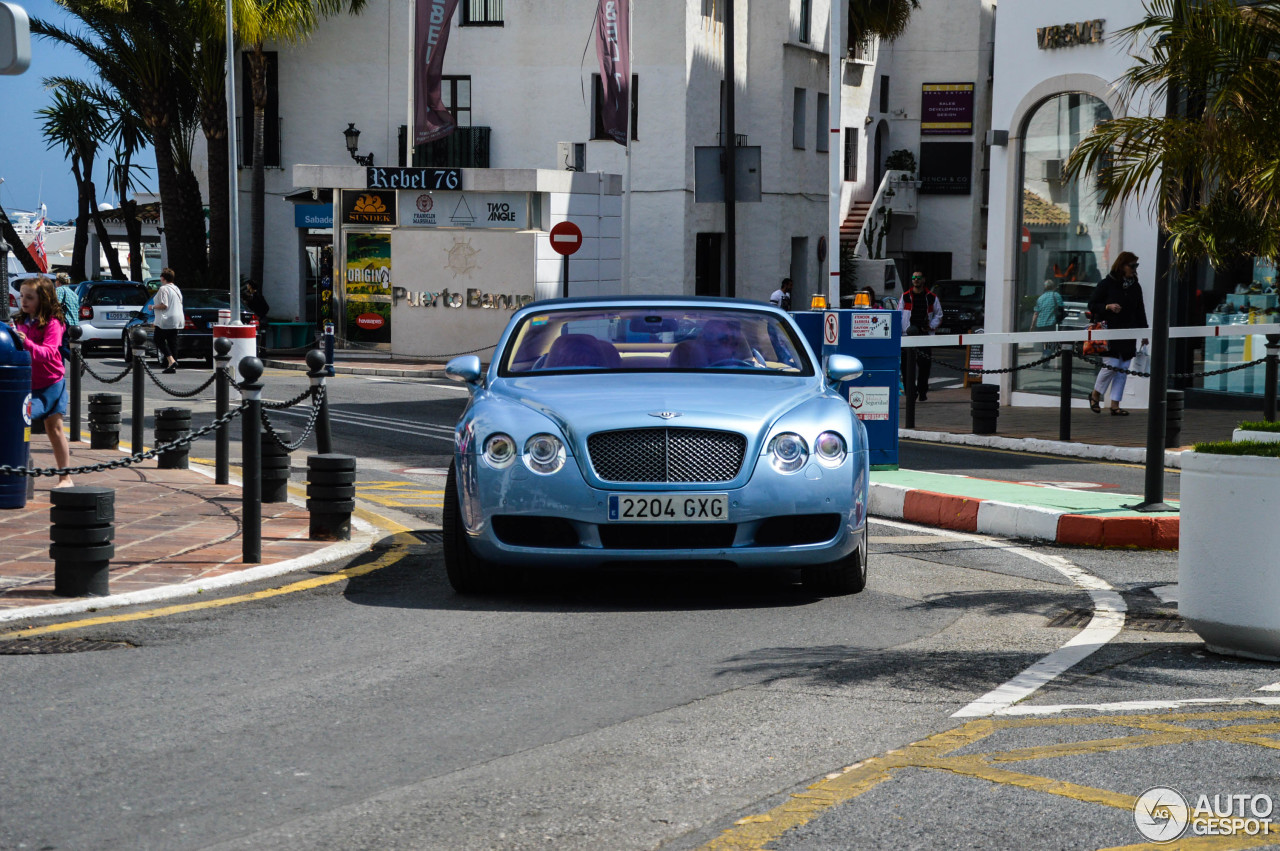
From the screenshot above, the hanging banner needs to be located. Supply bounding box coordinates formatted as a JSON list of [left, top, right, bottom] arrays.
[[344, 232, 393, 345], [594, 0, 630, 146], [27, 206, 47, 272], [414, 0, 461, 145]]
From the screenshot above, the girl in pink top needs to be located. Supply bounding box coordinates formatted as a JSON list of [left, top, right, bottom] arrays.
[[12, 277, 72, 487]]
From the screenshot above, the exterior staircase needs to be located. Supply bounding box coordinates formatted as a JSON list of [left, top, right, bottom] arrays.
[[840, 200, 874, 257]]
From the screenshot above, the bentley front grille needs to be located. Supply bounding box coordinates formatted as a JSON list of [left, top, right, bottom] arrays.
[[587, 428, 747, 483]]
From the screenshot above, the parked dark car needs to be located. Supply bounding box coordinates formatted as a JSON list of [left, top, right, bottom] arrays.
[[931, 279, 985, 334], [1058, 281, 1097, 332], [123, 288, 263, 367], [78, 281, 151, 354]]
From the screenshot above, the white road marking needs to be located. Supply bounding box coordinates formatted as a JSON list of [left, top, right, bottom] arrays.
[[1259, 682, 1280, 692], [994, 696, 1280, 716], [871, 518, 1127, 719], [270, 407, 456, 442]]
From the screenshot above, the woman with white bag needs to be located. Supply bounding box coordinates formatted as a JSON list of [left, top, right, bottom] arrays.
[[1087, 252, 1149, 415]]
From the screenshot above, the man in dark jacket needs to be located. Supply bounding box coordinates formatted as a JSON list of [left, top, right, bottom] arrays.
[[1087, 252, 1149, 415]]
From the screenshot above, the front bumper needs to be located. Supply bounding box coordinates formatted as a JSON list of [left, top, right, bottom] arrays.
[[457, 451, 867, 569]]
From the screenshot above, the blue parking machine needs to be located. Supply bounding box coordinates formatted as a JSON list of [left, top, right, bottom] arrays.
[[0, 324, 33, 509], [793, 309, 901, 469]]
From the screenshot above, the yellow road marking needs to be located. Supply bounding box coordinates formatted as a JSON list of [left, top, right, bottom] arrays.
[[0, 534, 416, 640], [698, 709, 1280, 851]]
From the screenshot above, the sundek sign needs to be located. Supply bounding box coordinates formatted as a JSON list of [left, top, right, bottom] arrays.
[[294, 204, 333, 228]]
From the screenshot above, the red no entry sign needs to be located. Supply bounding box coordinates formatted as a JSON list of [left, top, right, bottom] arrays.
[[549, 221, 583, 256], [1021, 226, 1031, 253]]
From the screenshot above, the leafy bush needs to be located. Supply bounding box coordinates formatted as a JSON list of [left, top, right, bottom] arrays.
[[1238, 420, 1280, 433], [884, 149, 916, 173], [1192, 440, 1280, 457]]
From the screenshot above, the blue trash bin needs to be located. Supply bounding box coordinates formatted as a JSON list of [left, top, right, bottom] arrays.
[[0, 324, 33, 509]]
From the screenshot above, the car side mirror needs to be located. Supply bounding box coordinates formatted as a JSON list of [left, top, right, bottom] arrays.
[[825, 354, 863, 383], [445, 354, 483, 384]]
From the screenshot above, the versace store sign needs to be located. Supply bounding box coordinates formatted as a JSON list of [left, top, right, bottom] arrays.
[[1036, 19, 1104, 50]]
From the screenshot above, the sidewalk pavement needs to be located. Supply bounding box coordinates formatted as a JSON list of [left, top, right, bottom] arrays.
[[0, 352, 1264, 621]]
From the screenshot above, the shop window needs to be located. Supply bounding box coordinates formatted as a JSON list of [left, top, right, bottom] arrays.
[[1012, 92, 1114, 396]]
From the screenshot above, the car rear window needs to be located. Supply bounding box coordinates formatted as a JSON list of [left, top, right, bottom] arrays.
[[183, 290, 232, 309], [933, 282, 984, 303], [87, 285, 148, 307], [500, 307, 812, 375], [1059, 282, 1096, 303]]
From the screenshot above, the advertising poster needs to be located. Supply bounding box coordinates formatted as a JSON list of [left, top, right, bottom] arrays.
[[344, 232, 393, 345], [920, 82, 974, 135], [919, 142, 974, 195]]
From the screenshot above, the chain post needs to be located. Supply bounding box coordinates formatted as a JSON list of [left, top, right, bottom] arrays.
[[1058, 342, 1073, 442], [213, 337, 232, 484], [239, 356, 264, 563], [68, 326, 83, 443], [305, 349, 332, 453], [323, 320, 335, 376], [129, 328, 146, 454], [1265, 335, 1279, 422]]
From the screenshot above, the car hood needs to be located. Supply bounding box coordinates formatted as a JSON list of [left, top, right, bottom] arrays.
[[493, 372, 823, 438]]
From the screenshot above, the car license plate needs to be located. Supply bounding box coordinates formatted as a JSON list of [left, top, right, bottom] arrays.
[[107, 312, 131, 320], [607, 493, 728, 522]]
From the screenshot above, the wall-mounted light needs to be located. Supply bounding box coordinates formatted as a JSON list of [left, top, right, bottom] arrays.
[[986, 129, 1009, 147], [344, 123, 374, 167]]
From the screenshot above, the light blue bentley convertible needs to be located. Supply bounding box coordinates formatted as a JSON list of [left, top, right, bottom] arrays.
[[443, 297, 869, 595]]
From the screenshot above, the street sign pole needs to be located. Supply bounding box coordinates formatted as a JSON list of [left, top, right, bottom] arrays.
[[562, 254, 569, 299]]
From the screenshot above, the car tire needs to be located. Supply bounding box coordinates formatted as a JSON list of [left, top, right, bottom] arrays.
[[801, 524, 867, 595], [443, 461, 505, 594]]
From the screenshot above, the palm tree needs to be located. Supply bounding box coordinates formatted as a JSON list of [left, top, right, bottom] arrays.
[[848, 0, 921, 49], [1065, 0, 1280, 269], [238, 0, 366, 289], [38, 83, 127, 279]]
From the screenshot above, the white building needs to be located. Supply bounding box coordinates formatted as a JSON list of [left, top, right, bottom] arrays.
[[197, 0, 1000, 354]]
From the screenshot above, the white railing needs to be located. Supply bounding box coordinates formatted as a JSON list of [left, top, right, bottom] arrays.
[[897, 323, 1280, 348]]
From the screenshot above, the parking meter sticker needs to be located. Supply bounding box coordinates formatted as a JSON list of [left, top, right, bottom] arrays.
[[22, 393, 31, 426], [851, 314, 892, 338], [848, 386, 891, 420]]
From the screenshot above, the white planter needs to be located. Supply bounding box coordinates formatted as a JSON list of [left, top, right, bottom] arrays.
[[1232, 428, 1280, 443], [1179, 450, 1280, 661]]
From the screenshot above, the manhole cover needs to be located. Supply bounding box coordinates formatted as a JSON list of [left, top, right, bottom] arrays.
[[0, 638, 135, 655], [1047, 609, 1192, 633]]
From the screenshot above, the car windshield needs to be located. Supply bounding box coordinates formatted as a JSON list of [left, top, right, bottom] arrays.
[[933, 282, 983, 305], [500, 307, 812, 375], [183, 290, 232, 309], [1059, 282, 1095, 304]]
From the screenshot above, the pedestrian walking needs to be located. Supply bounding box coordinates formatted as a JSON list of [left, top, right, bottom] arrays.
[[1087, 252, 1148, 415], [1031, 279, 1065, 357], [154, 267, 184, 373], [898, 272, 942, 401], [769, 278, 793, 311], [10, 276, 72, 488], [241, 280, 270, 327]]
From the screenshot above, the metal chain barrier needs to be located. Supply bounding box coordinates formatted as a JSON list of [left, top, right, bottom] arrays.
[[80, 357, 134, 384], [259, 385, 326, 452], [920, 348, 1062, 375], [221, 365, 246, 391], [1076, 352, 1268, 380], [263, 384, 316, 410], [0, 403, 246, 478], [141, 359, 219, 397]]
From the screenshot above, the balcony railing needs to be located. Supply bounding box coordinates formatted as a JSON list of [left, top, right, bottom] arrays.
[[412, 126, 491, 169]]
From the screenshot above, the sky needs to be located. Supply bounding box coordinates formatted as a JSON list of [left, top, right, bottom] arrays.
[[1, 0, 157, 223]]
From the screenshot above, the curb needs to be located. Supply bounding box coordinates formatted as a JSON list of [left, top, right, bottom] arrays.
[[899, 429, 1185, 469], [869, 482, 1179, 550]]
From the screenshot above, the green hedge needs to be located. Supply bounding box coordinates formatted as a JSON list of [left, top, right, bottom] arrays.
[[1193, 440, 1280, 457], [1238, 420, 1280, 433]]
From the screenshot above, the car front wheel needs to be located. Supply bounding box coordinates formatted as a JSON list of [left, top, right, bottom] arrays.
[[443, 461, 506, 594], [801, 524, 867, 595]]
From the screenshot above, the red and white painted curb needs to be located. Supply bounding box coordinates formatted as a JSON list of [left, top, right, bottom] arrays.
[[869, 483, 1179, 550]]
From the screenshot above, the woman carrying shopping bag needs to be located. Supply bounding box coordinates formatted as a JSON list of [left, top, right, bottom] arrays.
[[1087, 252, 1149, 415]]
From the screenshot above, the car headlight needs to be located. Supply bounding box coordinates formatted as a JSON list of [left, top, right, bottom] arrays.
[[768, 432, 809, 474], [814, 431, 847, 467], [482, 433, 517, 469], [523, 433, 566, 475]]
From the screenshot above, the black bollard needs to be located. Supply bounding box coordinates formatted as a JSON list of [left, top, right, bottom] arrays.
[[305, 349, 332, 454], [50, 486, 114, 597], [261, 429, 292, 503], [88, 392, 122, 450], [1165, 390, 1185, 449], [240, 357, 264, 563], [1266, 335, 1279, 423], [68, 326, 83, 443], [154, 407, 192, 469], [901, 347, 916, 429], [214, 337, 232, 484], [1058, 343, 1073, 442], [971, 383, 1000, 435], [306, 454, 357, 541], [129, 327, 146, 454]]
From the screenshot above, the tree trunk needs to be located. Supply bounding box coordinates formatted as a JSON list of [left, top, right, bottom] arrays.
[[87, 180, 126, 280], [203, 90, 230, 293], [123, 199, 143, 282], [72, 156, 89, 278], [151, 122, 190, 279]]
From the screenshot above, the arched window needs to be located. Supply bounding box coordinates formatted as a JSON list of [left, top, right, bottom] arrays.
[[1014, 93, 1114, 392]]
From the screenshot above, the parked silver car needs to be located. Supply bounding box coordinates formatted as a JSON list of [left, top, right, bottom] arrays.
[[77, 280, 151, 354]]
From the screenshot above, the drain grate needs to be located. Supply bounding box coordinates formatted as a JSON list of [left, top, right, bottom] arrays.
[[0, 638, 135, 655], [1047, 608, 1193, 633], [410, 531, 443, 544]]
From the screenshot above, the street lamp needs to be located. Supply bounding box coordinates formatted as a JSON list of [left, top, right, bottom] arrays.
[[343, 123, 374, 167]]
